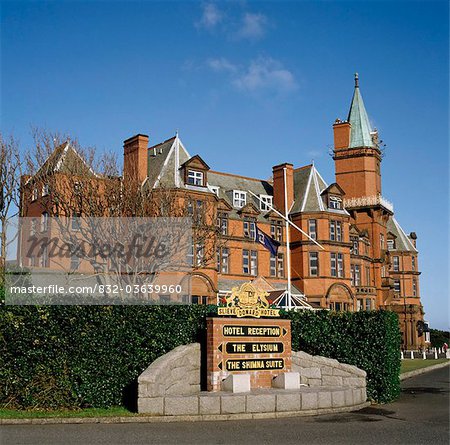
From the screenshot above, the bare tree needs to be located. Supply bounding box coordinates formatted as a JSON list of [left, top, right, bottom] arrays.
[[0, 134, 22, 283], [19, 130, 224, 303]]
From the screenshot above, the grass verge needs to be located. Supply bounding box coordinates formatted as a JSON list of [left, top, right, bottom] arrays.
[[400, 358, 448, 374]]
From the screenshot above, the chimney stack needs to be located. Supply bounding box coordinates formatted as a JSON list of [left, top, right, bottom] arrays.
[[123, 134, 149, 184], [272, 163, 294, 214]]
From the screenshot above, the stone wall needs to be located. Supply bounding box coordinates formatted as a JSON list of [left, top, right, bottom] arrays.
[[292, 351, 366, 390], [138, 343, 200, 412], [138, 343, 368, 416]]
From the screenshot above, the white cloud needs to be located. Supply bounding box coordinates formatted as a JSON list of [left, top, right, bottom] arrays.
[[233, 57, 297, 94], [236, 13, 268, 41], [206, 57, 238, 73], [197, 3, 223, 30]]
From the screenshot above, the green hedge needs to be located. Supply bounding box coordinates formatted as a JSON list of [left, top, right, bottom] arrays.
[[286, 310, 401, 403], [0, 305, 400, 409]]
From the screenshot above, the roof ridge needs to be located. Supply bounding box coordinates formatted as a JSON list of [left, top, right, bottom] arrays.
[[148, 136, 176, 150], [293, 164, 313, 172]]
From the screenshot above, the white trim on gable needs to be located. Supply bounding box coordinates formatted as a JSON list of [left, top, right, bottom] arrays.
[[300, 169, 314, 212], [392, 217, 418, 252], [311, 167, 325, 211]]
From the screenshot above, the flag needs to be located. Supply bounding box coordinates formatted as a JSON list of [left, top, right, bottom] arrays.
[[254, 224, 280, 256]]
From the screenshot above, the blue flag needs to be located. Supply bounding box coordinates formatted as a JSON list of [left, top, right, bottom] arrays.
[[254, 224, 280, 256]]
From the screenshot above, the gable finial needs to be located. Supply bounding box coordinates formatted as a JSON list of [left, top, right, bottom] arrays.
[[354, 72, 359, 88]]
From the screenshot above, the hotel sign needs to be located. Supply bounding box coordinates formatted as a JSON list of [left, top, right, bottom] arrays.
[[223, 342, 284, 354], [220, 358, 285, 371], [218, 283, 280, 318], [206, 317, 292, 391]]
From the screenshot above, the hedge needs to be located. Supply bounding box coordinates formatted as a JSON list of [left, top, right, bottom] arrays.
[[0, 305, 401, 409], [286, 310, 401, 403]]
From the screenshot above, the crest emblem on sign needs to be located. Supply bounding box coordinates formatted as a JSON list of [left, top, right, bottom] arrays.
[[218, 282, 280, 318]]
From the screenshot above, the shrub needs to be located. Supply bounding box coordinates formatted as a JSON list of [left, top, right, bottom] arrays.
[[286, 309, 401, 403], [0, 305, 400, 409]]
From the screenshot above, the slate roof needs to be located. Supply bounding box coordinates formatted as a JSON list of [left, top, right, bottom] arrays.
[[347, 74, 376, 149], [146, 136, 190, 188], [208, 170, 273, 221], [147, 136, 349, 219], [386, 216, 418, 252], [290, 164, 327, 214], [27, 141, 96, 183]]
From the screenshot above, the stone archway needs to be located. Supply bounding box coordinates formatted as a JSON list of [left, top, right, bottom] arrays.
[[326, 283, 354, 311], [187, 273, 216, 305]]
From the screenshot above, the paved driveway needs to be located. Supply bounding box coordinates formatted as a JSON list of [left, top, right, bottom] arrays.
[[2, 365, 449, 445]]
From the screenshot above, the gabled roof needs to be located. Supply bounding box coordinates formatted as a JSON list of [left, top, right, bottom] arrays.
[[181, 154, 210, 171], [347, 73, 376, 149], [27, 141, 97, 183], [147, 135, 190, 188], [386, 216, 418, 252], [321, 182, 345, 197], [290, 164, 327, 213]]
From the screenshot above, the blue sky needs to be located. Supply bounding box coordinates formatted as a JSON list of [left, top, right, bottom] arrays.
[[1, 1, 448, 329]]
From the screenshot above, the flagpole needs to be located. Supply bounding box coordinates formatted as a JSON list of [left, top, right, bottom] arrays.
[[283, 167, 292, 310]]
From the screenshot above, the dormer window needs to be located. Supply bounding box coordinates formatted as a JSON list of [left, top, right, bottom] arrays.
[[387, 239, 395, 250], [42, 184, 50, 196], [233, 191, 246, 208], [187, 170, 204, 186], [329, 196, 342, 209], [259, 195, 273, 211]]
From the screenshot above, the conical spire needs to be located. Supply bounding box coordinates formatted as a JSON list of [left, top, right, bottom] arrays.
[[347, 73, 375, 148]]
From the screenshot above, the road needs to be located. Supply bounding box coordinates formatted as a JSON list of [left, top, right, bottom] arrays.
[[2, 366, 449, 445]]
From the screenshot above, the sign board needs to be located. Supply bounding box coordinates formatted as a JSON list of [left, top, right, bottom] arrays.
[[218, 283, 281, 318], [206, 317, 292, 391]]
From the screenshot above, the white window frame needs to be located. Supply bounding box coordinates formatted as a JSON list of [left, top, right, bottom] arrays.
[[41, 212, 49, 232], [217, 247, 229, 274], [270, 253, 277, 277], [250, 250, 258, 276], [354, 264, 360, 286], [336, 221, 342, 242], [217, 212, 228, 235], [277, 253, 284, 278], [32, 187, 39, 201], [187, 170, 204, 186], [330, 221, 336, 241], [243, 219, 256, 240], [309, 252, 319, 277], [329, 196, 342, 209], [259, 195, 273, 212], [42, 183, 50, 196], [337, 253, 344, 277], [233, 191, 247, 208], [393, 256, 400, 272], [308, 219, 317, 240]]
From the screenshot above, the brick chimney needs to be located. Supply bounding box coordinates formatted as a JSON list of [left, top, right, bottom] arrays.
[[272, 163, 294, 214], [333, 119, 351, 150], [123, 134, 149, 184]]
